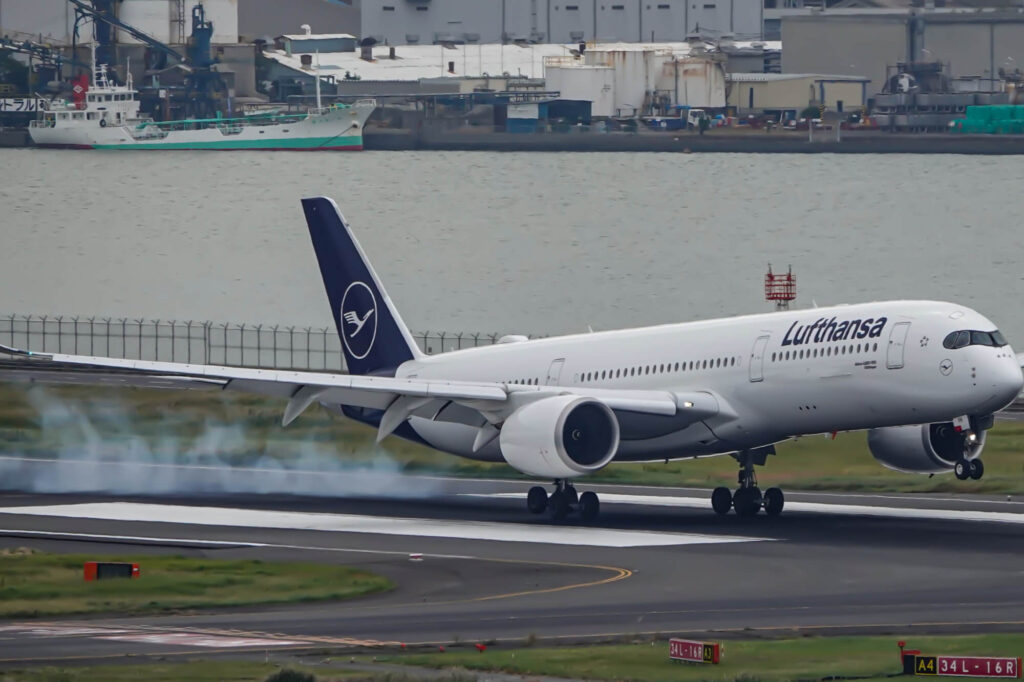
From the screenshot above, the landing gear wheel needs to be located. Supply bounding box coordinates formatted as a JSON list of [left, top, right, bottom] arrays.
[[548, 490, 570, 522], [711, 487, 733, 516], [734, 486, 763, 517], [527, 486, 548, 514], [969, 458, 984, 480], [763, 487, 785, 518], [954, 459, 971, 480], [578, 491, 600, 521]]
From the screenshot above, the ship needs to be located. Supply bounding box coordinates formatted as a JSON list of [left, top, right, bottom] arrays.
[[30, 60, 375, 151]]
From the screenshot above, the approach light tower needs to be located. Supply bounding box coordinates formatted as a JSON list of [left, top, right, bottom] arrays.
[[765, 264, 796, 311]]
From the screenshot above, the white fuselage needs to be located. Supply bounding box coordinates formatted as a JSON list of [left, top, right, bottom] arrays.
[[384, 301, 1022, 463]]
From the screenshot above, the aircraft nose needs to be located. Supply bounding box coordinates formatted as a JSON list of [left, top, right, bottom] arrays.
[[992, 356, 1023, 408]]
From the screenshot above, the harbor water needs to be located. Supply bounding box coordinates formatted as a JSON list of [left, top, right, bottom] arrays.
[[2, 149, 1022, 344]]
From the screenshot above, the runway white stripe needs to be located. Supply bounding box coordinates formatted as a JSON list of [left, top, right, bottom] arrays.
[[464, 492, 1024, 524], [0, 502, 766, 548]]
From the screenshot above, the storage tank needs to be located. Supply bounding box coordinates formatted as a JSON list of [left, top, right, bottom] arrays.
[[545, 65, 616, 118]]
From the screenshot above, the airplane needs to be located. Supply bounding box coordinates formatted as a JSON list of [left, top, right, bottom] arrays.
[[2, 196, 1022, 521]]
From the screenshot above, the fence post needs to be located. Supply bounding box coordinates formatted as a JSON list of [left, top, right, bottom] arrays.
[[120, 319, 127, 358], [287, 326, 295, 370], [185, 321, 193, 364], [270, 325, 279, 368], [217, 323, 227, 365], [152, 319, 161, 362], [438, 331, 446, 354], [254, 324, 263, 368], [102, 318, 111, 357], [471, 332, 480, 347], [304, 327, 311, 369], [135, 319, 144, 359], [455, 332, 463, 350], [71, 316, 79, 354], [488, 333, 498, 346], [321, 327, 329, 370]]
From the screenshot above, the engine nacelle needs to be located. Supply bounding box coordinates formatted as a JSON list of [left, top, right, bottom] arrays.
[[867, 422, 986, 474], [499, 395, 620, 479]]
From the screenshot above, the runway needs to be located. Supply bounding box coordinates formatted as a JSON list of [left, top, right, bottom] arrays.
[[1, 476, 1023, 666]]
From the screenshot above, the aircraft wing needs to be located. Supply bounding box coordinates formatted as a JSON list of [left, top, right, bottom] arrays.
[[0, 344, 696, 435]]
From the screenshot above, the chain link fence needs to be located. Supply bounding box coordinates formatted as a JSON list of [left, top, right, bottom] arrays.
[[0, 314, 532, 371]]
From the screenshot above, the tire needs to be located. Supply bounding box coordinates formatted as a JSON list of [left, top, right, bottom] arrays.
[[527, 486, 548, 514], [579, 491, 600, 521], [954, 459, 970, 480], [764, 487, 785, 518], [969, 458, 984, 480], [549, 491, 570, 522], [711, 487, 732, 516]]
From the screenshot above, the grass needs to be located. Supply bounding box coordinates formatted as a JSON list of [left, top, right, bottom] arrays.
[[384, 634, 1024, 682], [0, 550, 392, 618], [1, 382, 1023, 494], [0, 662, 352, 682]]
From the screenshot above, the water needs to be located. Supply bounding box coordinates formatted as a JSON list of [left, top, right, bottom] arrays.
[[2, 149, 1023, 343]]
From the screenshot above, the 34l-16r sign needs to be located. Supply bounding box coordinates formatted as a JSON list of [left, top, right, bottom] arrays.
[[912, 655, 1021, 678], [669, 638, 720, 664]]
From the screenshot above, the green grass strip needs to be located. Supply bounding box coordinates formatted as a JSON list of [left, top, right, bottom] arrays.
[[385, 634, 1024, 682], [0, 550, 392, 618]]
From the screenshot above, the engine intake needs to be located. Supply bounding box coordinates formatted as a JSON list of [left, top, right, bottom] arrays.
[[867, 422, 986, 474], [499, 395, 620, 479]]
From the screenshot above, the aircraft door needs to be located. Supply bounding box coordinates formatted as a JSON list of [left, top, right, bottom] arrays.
[[749, 335, 769, 382], [545, 358, 565, 385], [886, 322, 910, 369]]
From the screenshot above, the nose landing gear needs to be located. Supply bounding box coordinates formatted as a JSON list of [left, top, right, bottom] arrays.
[[526, 481, 601, 522], [954, 457, 984, 480]]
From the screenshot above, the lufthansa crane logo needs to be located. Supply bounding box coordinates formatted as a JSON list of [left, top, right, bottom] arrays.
[[339, 281, 378, 360]]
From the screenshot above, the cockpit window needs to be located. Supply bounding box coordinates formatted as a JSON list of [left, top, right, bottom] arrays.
[[943, 329, 1007, 349], [971, 331, 995, 347]]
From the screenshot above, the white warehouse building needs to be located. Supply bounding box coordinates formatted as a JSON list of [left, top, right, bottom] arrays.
[[362, 0, 765, 46]]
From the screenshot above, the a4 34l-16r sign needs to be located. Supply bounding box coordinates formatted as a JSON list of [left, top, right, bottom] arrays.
[[911, 655, 1021, 678]]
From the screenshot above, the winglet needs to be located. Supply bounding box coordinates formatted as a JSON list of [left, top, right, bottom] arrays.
[[301, 197, 423, 376]]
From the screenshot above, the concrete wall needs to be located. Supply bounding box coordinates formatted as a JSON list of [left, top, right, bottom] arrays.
[[1, 0, 76, 43], [784, 13, 1024, 97], [238, 0, 360, 41], [782, 15, 907, 95], [362, 0, 763, 46]]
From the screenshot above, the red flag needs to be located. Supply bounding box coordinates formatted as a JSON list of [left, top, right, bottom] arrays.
[[72, 74, 89, 110]]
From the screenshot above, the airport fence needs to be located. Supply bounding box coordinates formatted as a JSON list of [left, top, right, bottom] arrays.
[[0, 314, 530, 371]]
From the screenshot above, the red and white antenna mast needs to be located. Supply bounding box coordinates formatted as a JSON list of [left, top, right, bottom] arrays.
[[765, 264, 796, 311]]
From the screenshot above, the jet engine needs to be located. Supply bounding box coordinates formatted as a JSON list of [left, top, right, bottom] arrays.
[[867, 422, 986, 474], [499, 395, 619, 479]]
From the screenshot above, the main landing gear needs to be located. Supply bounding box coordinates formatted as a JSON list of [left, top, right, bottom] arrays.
[[527, 481, 600, 522], [711, 449, 785, 518]]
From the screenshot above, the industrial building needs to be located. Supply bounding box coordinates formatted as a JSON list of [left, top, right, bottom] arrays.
[[360, 0, 766, 45], [544, 43, 728, 116], [726, 72, 868, 116], [782, 10, 1024, 96]]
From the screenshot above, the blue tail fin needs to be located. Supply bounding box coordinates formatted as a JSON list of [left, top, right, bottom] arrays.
[[302, 197, 421, 376]]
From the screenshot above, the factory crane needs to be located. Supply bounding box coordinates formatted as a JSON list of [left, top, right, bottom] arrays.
[[62, 0, 228, 119]]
